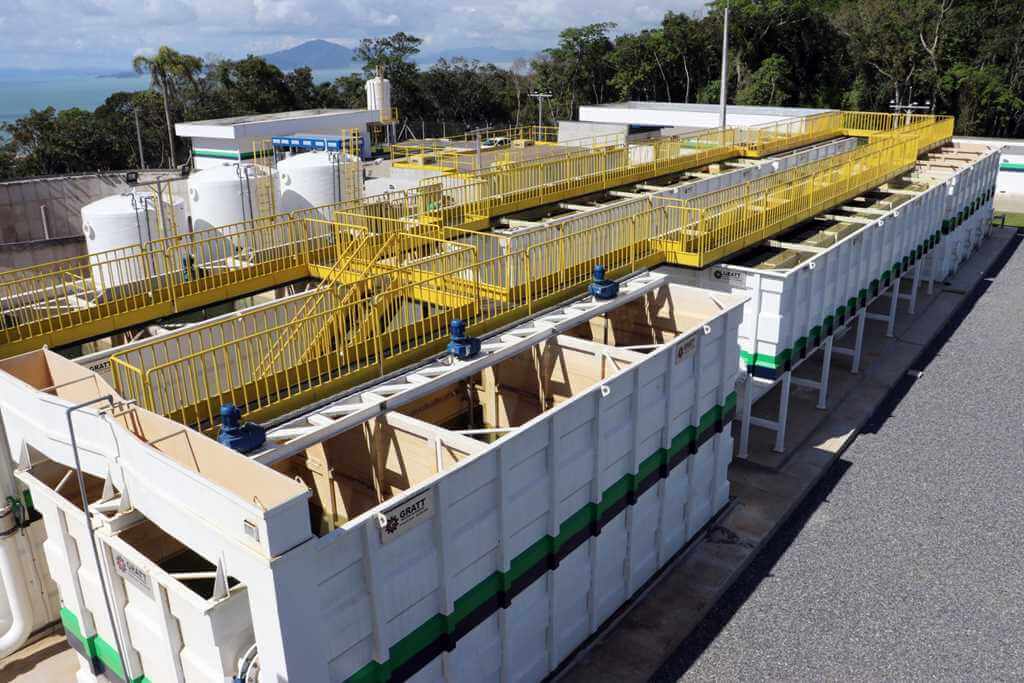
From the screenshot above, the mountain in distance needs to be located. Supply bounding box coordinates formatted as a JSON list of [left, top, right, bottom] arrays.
[[261, 40, 537, 72], [264, 39, 356, 71], [422, 47, 538, 65]]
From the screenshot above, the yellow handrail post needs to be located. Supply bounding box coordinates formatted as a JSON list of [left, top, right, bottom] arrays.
[[524, 250, 533, 315], [141, 369, 154, 412], [372, 297, 385, 377], [629, 217, 638, 271], [166, 245, 180, 312]]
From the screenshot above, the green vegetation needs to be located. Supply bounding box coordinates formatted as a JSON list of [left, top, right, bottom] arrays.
[[2, 0, 1022, 179]]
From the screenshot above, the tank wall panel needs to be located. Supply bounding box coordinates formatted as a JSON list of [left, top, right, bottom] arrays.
[[703, 148, 998, 378], [315, 294, 742, 682]]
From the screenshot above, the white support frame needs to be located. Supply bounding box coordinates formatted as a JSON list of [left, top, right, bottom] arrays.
[[737, 252, 929, 459]]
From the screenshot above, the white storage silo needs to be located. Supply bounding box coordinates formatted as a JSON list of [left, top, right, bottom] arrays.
[[365, 70, 392, 116], [277, 151, 361, 214], [187, 163, 278, 236], [81, 191, 187, 290]]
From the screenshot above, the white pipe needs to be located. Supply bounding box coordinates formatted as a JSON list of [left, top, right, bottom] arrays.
[[0, 504, 32, 659], [0, 404, 34, 660]]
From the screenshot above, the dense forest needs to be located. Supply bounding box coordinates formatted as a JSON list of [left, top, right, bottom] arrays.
[[2, 0, 1022, 179]]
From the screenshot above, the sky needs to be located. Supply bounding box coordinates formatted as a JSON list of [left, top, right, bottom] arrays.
[[0, 0, 708, 71]]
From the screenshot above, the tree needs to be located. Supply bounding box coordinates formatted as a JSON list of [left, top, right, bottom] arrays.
[[6, 6, 1024, 181], [333, 73, 368, 109], [535, 23, 617, 119], [207, 56, 294, 114], [736, 54, 795, 106], [1, 107, 114, 176], [832, 1, 935, 109], [608, 32, 659, 101], [354, 32, 423, 77], [354, 32, 424, 118], [661, 11, 718, 104], [132, 46, 203, 168]]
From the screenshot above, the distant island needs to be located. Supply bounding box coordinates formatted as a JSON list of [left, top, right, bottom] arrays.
[[262, 39, 536, 71], [425, 47, 536, 65], [264, 39, 356, 71]]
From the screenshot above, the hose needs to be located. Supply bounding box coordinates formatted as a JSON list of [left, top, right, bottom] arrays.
[[0, 501, 33, 659], [234, 642, 259, 683]]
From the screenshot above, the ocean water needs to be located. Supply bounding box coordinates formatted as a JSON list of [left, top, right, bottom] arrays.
[[0, 67, 360, 129]]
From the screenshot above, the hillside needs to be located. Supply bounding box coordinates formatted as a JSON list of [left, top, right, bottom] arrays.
[[422, 47, 537, 65], [264, 39, 355, 70]]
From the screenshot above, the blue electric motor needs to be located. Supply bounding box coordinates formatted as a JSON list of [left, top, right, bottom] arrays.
[[588, 264, 619, 300], [217, 403, 266, 454], [447, 319, 481, 360]]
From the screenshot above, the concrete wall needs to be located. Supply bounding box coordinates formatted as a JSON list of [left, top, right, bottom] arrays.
[[0, 236, 85, 272], [995, 144, 1024, 214], [557, 121, 628, 146], [0, 173, 128, 244], [0, 172, 188, 271]]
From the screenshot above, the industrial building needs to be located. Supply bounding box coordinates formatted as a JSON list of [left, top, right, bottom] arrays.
[[0, 92, 1012, 683], [176, 109, 384, 169]]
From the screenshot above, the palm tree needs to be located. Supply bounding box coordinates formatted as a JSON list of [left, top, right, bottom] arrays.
[[133, 46, 202, 168]]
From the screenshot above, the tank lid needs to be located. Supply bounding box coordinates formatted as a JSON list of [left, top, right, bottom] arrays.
[[82, 191, 157, 215], [189, 163, 246, 182], [278, 150, 356, 169]]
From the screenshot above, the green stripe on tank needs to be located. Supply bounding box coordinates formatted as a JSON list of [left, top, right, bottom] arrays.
[[741, 241, 927, 373], [345, 393, 736, 682], [193, 148, 260, 160], [61, 608, 150, 683]]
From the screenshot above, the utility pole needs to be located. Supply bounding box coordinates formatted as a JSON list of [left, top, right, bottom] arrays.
[[134, 106, 146, 169], [719, 1, 730, 131], [528, 91, 553, 129], [720, 1, 729, 131], [889, 98, 931, 127]]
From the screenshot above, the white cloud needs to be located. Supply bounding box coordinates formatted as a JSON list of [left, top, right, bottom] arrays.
[[0, 0, 707, 70], [143, 0, 198, 25]]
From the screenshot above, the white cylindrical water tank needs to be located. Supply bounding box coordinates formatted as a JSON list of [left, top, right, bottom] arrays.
[[366, 74, 392, 116], [81, 191, 187, 290], [277, 151, 361, 214], [187, 163, 279, 237]]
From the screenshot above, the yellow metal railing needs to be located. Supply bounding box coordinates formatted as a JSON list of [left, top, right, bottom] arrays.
[[0, 110, 956, 362], [390, 125, 639, 175], [109, 213, 659, 430], [103, 113, 956, 430], [653, 130, 922, 267], [841, 111, 954, 152], [737, 111, 844, 157], [391, 125, 559, 160], [412, 126, 742, 223]]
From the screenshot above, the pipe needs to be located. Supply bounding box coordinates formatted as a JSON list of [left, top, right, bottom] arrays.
[[234, 642, 259, 683], [0, 407, 33, 660], [0, 502, 32, 659], [66, 396, 130, 678]]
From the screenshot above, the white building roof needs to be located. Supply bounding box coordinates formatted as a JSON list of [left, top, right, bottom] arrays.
[[175, 109, 380, 141], [579, 101, 834, 129]]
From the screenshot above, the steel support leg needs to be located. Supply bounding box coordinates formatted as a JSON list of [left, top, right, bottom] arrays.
[[73, 653, 101, 683], [773, 371, 791, 453], [909, 261, 922, 316], [886, 275, 900, 338], [738, 374, 754, 460], [851, 308, 866, 374], [817, 335, 833, 410]]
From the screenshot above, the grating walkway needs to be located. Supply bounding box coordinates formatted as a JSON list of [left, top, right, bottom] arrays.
[[658, 230, 1024, 680]]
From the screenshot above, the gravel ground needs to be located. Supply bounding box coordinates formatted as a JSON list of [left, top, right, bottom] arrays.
[[655, 230, 1024, 682]]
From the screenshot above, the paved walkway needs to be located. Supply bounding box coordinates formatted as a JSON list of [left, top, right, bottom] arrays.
[[657, 230, 1024, 680]]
